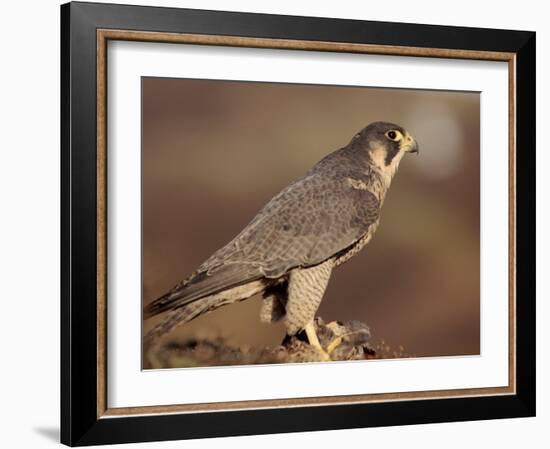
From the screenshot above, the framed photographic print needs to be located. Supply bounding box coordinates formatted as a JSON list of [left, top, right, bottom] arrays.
[[60, 1, 536, 446]]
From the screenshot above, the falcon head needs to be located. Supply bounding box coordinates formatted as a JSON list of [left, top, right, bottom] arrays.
[[351, 121, 419, 177]]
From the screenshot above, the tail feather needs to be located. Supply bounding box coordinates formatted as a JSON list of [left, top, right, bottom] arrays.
[[143, 279, 267, 352], [143, 265, 262, 319], [143, 296, 217, 351]]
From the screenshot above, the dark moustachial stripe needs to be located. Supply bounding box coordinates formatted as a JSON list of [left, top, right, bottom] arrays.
[[384, 141, 401, 166]]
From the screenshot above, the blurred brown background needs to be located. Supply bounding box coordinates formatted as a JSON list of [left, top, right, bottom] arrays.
[[142, 77, 480, 359]]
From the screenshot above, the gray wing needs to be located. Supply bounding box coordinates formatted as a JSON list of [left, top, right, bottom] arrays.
[[221, 172, 381, 276], [144, 172, 380, 318]]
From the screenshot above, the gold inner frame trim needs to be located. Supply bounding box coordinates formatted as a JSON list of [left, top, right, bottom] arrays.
[[96, 28, 517, 419]]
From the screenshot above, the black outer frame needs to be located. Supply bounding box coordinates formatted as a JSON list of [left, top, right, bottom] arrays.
[[60, 1, 536, 446]]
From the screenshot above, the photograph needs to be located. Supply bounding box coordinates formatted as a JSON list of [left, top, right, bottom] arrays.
[[141, 77, 481, 369], [58, 2, 536, 445]]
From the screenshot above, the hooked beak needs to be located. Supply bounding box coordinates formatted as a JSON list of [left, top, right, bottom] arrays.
[[403, 133, 419, 155]]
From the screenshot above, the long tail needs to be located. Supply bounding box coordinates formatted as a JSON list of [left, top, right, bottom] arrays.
[[143, 296, 218, 352], [143, 279, 266, 353]]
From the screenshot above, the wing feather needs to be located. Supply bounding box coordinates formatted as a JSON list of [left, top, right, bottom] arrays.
[[144, 170, 380, 318], [143, 264, 262, 318]]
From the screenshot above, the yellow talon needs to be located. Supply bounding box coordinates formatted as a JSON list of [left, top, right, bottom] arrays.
[[304, 321, 331, 361], [326, 336, 344, 354]]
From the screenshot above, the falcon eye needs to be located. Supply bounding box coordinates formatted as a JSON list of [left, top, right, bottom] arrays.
[[386, 130, 399, 141]]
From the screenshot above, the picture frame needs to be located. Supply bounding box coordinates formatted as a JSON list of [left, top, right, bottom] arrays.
[[60, 1, 535, 446]]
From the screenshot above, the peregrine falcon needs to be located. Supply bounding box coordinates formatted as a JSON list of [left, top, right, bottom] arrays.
[[144, 121, 419, 360]]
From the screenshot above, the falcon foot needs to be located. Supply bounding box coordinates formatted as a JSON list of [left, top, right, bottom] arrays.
[[304, 321, 331, 361], [278, 318, 374, 363]]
